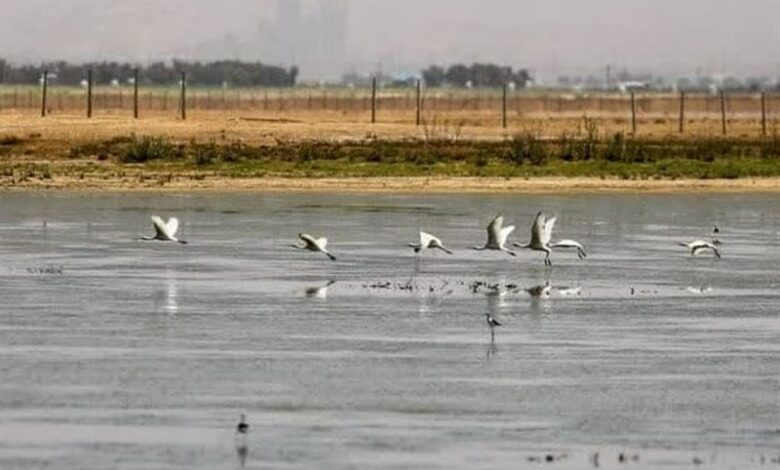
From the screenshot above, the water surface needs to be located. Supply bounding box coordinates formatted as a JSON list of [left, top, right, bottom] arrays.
[[1, 192, 779, 469]]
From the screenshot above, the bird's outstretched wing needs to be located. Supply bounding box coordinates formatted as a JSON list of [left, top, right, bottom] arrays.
[[487, 215, 504, 245], [419, 231, 435, 247], [151, 215, 171, 239], [541, 216, 557, 245], [499, 225, 515, 246], [316, 238, 328, 249], [299, 233, 318, 248], [166, 218, 179, 237], [530, 212, 545, 246]]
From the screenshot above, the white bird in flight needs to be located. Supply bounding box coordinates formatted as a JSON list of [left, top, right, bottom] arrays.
[[472, 215, 516, 256], [137, 216, 187, 244], [409, 231, 453, 254], [514, 212, 586, 266], [680, 226, 722, 259], [293, 233, 336, 261], [679, 240, 721, 259]]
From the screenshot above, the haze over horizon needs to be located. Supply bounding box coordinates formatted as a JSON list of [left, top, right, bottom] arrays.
[[1, 0, 778, 82]]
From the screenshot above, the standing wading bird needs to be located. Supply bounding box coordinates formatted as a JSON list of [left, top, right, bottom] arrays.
[[485, 313, 502, 341], [137, 216, 188, 244], [292, 233, 336, 261], [236, 414, 249, 435], [408, 231, 453, 254], [514, 212, 587, 266], [472, 215, 516, 256]]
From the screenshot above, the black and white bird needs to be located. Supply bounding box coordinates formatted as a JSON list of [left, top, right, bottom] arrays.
[[408, 231, 453, 254], [472, 215, 516, 256], [485, 312, 502, 341], [514, 212, 586, 266], [485, 312, 502, 329], [236, 414, 249, 434], [680, 226, 722, 259], [137, 215, 187, 244], [292, 233, 336, 261]]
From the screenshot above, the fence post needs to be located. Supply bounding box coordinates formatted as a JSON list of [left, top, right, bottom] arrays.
[[180, 71, 186, 120], [371, 76, 377, 123], [761, 91, 767, 136], [133, 68, 139, 119], [40, 70, 48, 117], [86, 69, 93, 118], [502, 82, 508, 128], [678, 91, 685, 134], [416, 79, 422, 126], [630, 91, 637, 134], [720, 90, 727, 135]]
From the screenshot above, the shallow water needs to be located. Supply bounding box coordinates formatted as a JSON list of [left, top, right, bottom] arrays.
[[1, 191, 779, 469]]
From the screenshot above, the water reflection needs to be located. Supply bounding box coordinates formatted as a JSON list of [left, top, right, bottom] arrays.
[[235, 439, 249, 467], [525, 283, 552, 300], [304, 280, 336, 299], [153, 270, 179, 313], [686, 285, 713, 295]]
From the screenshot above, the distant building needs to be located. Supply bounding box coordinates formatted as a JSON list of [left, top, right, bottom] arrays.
[[268, 0, 348, 79]]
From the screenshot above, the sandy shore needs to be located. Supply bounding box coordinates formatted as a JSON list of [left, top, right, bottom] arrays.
[[3, 175, 779, 193]]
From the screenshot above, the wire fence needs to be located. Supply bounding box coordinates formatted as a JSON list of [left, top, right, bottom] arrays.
[[1, 81, 776, 136]]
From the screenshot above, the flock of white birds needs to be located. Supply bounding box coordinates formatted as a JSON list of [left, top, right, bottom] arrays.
[[137, 211, 722, 265], [135, 210, 722, 443]]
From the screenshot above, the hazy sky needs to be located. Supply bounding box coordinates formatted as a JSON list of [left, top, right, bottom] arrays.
[[1, 0, 778, 80]]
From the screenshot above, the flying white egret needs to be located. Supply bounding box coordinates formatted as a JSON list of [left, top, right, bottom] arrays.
[[514, 212, 586, 266], [137, 216, 187, 244], [679, 240, 721, 259], [409, 231, 453, 254], [472, 215, 516, 256], [293, 233, 336, 261], [680, 225, 722, 259]]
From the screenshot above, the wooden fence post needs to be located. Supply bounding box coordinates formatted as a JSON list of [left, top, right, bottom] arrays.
[[720, 90, 727, 135], [416, 79, 422, 126], [678, 91, 685, 134], [502, 82, 508, 128], [133, 68, 139, 119], [40, 70, 48, 117], [87, 69, 93, 118], [630, 91, 637, 134], [180, 71, 186, 120], [761, 91, 767, 136], [371, 76, 377, 123]]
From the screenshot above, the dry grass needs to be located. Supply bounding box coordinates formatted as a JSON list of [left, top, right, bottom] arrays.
[[0, 109, 774, 149], [2, 86, 777, 142], [1, 90, 777, 192]]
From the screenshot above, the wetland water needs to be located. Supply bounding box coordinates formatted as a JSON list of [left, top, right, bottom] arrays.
[[1, 191, 778, 469]]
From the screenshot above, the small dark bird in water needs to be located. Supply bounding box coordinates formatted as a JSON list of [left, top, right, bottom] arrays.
[[236, 414, 249, 434]]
